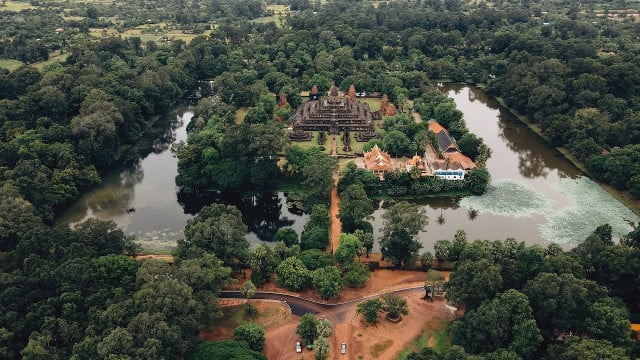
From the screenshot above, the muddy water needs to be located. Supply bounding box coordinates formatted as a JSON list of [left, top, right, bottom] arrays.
[[371, 86, 638, 250], [56, 109, 308, 250]]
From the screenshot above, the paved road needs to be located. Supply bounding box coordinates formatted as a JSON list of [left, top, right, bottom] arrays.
[[221, 286, 425, 322]]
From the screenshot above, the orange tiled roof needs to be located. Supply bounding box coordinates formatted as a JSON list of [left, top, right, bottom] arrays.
[[444, 151, 476, 170], [364, 145, 393, 172], [428, 120, 446, 134]]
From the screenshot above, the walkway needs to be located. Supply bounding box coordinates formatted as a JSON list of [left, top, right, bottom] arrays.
[[331, 136, 338, 158], [329, 172, 342, 253]]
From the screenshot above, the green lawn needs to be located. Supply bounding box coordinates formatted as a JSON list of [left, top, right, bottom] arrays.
[[32, 51, 69, 69], [395, 319, 450, 360], [359, 97, 382, 112], [0, 0, 36, 11], [0, 59, 24, 71], [235, 107, 248, 124]]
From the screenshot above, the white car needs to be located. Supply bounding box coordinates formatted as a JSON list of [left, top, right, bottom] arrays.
[[296, 341, 302, 353], [341, 343, 347, 354]]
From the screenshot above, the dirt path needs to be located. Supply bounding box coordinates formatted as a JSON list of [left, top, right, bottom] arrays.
[[329, 173, 342, 254], [408, 99, 423, 123]]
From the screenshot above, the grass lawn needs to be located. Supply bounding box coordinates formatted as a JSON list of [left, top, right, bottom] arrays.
[[1, 0, 36, 11], [32, 51, 69, 69], [235, 107, 248, 124], [395, 318, 450, 359], [0, 59, 24, 71], [359, 97, 382, 112], [288, 131, 331, 154]]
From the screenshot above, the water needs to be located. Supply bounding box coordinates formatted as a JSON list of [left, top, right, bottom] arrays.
[[57, 88, 639, 251], [56, 109, 308, 250], [370, 86, 638, 251]]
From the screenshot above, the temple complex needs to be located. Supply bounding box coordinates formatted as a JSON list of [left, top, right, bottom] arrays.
[[290, 82, 381, 138]]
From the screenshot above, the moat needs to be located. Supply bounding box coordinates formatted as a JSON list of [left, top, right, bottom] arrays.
[[57, 86, 639, 250]]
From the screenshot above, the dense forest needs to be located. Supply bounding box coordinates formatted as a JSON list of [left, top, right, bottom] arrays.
[[2, 0, 640, 358]]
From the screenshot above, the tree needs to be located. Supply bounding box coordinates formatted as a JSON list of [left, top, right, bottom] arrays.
[[316, 319, 333, 338], [450, 230, 468, 261], [313, 336, 329, 360], [457, 133, 483, 161], [173, 252, 234, 295], [419, 252, 434, 271], [334, 233, 363, 266], [341, 261, 371, 288], [240, 280, 257, 306], [248, 243, 278, 286], [300, 226, 329, 251], [188, 340, 266, 360], [383, 130, 411, 156], [546, 339, 629, 360], [354, 229, 374, 258], [338, 184, 373, 234], [302, 152, 338, 205], [312, 266, 343, 299], [466, 167, 490, 195], [382, 293, 408, 320], [451, 289, 542, 357], [0, 183, 42, 251], [584, 298, 632, 348], [301, 205, 330, 250], [181, 204, 249, 268], [299, 249, 334, 270], [434, 240, 452, 267], [233, 323, 265, 352], [522, 272, 606, 334], [275, 256, 311, 291], [446, 259, 503, 310], [425, 270, 445, 300], [296, 314, 319, 346], [379, 201, 428, 268], [357, 299, 383, 324], [274, 227, 299, 247]]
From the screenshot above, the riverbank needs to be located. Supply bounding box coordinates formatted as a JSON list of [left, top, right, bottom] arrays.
[[493, 96, 640, 217]]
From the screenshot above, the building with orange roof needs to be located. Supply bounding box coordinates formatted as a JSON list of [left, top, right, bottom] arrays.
[[425, 120, 476, 180], [444, 151, 476, 170], [405, 154, 427, 175], [363, 145, 393, 179]]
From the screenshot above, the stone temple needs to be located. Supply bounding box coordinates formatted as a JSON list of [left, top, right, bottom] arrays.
[[289, 82, 380, 141]]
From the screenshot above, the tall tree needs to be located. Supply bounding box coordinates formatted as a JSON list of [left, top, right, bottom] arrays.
[[296, 314, 319, 346], [338, 184, 374, 234], [312, 266, 343, 299], [233, 323, 265, 352], [446, 259, 503, 310], [379, 201, 428, 268], [381, 293, 409, 320], [357, 299, 383, 324], [179, 204, 249, 268]]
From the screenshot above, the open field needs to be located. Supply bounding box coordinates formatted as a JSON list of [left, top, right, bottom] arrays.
[[253, 4, 289, 28], [235, 106, 248, 124], [32, 51, 69, 69], [0, 59, 24, 71], [0, 0, 36, 11]]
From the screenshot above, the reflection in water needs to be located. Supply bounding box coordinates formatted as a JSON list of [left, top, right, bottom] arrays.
[[58, 109, 309, 250], [178, 191, 305, 243], [498, 121, 550, 178]]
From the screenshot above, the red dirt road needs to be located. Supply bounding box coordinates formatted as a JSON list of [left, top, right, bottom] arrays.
[[329, 173, 342, 254]]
